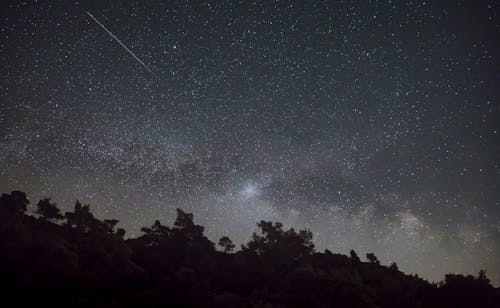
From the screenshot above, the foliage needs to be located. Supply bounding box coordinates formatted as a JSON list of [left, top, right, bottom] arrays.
[[366, 252, 380, 265], [0, 190, 499, 307], [218, 236, 235, 253], [36, 198, 64, 221]]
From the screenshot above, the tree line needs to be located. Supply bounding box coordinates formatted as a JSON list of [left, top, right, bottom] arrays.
[[0, 190, 498, 307]]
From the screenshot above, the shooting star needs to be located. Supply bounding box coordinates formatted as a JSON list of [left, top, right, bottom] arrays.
[[86, 11, 157, 77]]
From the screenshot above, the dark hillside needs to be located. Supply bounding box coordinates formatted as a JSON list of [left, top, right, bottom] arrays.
[[1, 191, 498, 307]]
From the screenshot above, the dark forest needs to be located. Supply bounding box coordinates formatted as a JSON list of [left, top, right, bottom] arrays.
[[1, 190, 498, 307]]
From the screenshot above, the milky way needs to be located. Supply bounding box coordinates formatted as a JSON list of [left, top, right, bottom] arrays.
[[0, 1, 499, 285]]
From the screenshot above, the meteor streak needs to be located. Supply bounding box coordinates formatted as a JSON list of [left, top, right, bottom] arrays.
[[86, 11, 156, 77]]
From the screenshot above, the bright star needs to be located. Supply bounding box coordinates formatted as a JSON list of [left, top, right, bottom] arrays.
[[241, 183, 258, 199]]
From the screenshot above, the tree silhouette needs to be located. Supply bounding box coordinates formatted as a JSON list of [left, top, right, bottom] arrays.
[[65, 200, 95, 231], [36, 198, 63, 221], [350, 249, 360, 263], [172, 208, 214, 253], [2, 190, 499, 307], [366, 253, 380, 265], [116, 227, 126, 237], [64, 201, 123, 235], [478, 269, 489, 283], [218, 236, 235, 253], [389, 261, 399, 271], [140, 219, 171, 247], [0, 191, 29, 217], [173, 208, 204, 238], [243, 221, 314, 267]]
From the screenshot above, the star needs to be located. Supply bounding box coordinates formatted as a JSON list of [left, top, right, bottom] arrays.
[[241, 183, 258, 199]]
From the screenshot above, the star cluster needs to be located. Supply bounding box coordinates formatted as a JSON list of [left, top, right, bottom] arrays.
[[0, 1, 498, 284]]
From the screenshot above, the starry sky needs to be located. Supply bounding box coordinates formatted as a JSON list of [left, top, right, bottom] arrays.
[[0, 1, 499, 285]]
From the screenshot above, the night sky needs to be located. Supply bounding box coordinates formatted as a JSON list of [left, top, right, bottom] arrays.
[[1, 1, 499, 285]]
